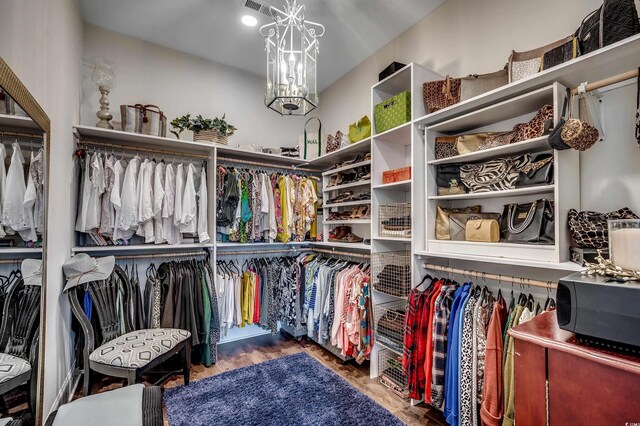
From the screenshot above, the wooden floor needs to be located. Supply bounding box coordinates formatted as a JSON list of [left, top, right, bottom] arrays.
[[92, 333, 447, 425]]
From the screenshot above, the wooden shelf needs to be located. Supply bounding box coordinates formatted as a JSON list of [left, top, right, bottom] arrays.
[[217, 145, 311, 167], [415, 249, 584, 272], [374, 236, 411, 242], [71, 243, 213, 254], [74, 125, 213, 155], [0, 114, 41, 132], [323, 219, 371, 225], [323, 200, 371, 209], [373, 180, 412, 191], [323, 179, 371, 193], [373, 122, 412, 145], [311, 138, 371, 168], [428, 185, 554, 201], [414, 34, 640, 127], [322, 159, 371, 176], [0, 247, 43, 257], [428, 136, 549, 166]]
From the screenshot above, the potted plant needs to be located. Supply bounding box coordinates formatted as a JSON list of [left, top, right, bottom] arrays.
[[170, 113, 237, 145]]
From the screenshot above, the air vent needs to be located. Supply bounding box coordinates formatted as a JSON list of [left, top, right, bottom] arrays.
[[244, 0, 274, 17]]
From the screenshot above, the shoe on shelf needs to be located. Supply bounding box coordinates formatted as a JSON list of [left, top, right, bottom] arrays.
[[348, 205, 370, 219], [328, 192, 353, 204], [342, 233, 364, 243], [329, 226, 352, 242], [364, 152, 372, 161]]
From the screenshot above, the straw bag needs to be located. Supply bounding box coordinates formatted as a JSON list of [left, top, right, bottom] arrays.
[[560, 95, 599, 151], [120, 104, 167, 137]]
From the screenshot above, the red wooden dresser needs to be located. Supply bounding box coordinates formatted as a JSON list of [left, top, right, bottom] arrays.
[[508, 311, 640, 426]]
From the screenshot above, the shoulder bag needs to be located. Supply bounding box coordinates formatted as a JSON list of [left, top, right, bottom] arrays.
[[449, 212, 501, 241], [501, 199, 555, 244], [568, 207, 639, 248], [423, 76, 461, 113], [459, 69, 508, 102], [437, 164, 466, 195], [548, 89, 572, 150], [459, 155, 531, 193], [120, 104, 167, 137], [466, 219, 501, 243], [435, 136, 459, 160], [515, 152, 554, 187], [541, 36, 580, 71], [435, 205, 481, 240], [508, 38, 574, 83], [300, 117, 322, 159], [348, 116, 371, 143], [576, 0, 640, 55]]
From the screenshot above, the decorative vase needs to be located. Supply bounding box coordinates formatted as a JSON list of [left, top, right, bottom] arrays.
[[193, 129, 228, 146]]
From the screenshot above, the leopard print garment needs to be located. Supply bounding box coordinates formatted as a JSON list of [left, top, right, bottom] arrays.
[[460, 293, 479, 426], [513, 104, 554, 142]]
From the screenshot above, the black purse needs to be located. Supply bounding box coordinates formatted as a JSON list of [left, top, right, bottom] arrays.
[[501, 199, 555, 245], [576, 0, 640, 55], [541, 36, 580, 71], [548, 89, 572, 150], [515, 152, 554, 187], [437, 164, 466, 195]]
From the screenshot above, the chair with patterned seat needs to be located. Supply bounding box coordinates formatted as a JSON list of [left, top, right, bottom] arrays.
[[63, 254, 191, 396], [0, 275, 40, 416]]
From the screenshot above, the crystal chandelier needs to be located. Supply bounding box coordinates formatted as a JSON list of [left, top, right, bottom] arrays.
[[260, 0, 325, 116]]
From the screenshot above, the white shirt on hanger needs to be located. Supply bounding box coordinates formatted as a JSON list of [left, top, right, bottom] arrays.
[[0, 144, 7, 238], [162, 163, 181, 245], [265, 174, 277, 242], [111, 158, 132, 241], [197, 165, 210, 243], [141, 160, 156, 243], [174, 163, 185, 229], [3, 142, 33, 238], [116, 155, 141, 236], [153, 161, 166, 245], [180, 163, 197, 234], [74, 153, 92, 233], [21, 151, 38, 242], [85, 152, 105, 231]]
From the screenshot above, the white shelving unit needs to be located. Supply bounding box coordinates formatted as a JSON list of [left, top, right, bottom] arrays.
[[0, 113, 41, 131], [71, 243, 213, 254]]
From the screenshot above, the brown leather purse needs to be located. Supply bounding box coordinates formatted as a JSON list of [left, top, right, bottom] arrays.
[[423, 76, 461, 113]]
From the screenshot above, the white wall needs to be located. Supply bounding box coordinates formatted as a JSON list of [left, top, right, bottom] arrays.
[[317, 0, 640, 213], [0, 0, 84, 419], [81, 25, 304, 150]]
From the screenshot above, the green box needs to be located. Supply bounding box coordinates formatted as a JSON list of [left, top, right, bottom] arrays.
[[374, 91, 411, 134]]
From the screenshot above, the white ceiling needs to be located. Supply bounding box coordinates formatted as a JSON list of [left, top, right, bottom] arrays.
[[78, 0, 446, 91]]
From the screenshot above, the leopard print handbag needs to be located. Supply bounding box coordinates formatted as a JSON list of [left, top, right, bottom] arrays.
[[568, 207, 639, 248], [513, 104, 554, 143]]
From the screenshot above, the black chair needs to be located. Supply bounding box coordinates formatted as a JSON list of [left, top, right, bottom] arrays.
[[68, 265, 190, 396], [0, 276, 40, 416]]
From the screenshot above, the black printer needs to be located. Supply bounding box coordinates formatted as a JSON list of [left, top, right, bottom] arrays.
[[557, 273, 640, 352]]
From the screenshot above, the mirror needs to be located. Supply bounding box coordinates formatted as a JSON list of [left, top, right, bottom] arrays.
[[0, 56, 50, 426]]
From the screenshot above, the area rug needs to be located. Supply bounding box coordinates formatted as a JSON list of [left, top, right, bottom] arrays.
[[164, 352, 405, 426]]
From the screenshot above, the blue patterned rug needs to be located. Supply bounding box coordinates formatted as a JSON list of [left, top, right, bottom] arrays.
[[164, 352, 404, 426]]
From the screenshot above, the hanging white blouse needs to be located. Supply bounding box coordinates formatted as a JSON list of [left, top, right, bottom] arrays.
[[116, 155, 141, 235], [197, 165, 210, 243], [153, 161, 166, 245], [2, 143, 33, 237], [111, 159, 132, 241], [141, 160, 156, 243], [85, 152, 105, 231], [264, 174, 277, 242], [21, 151, 38, 242], [180, 163, 197, 234], [74, 154, 92, 233], [99, 154, 116, 236], [162, 163, 181, 245], [0, 144, 7, 238], [173, 163, 185, 229]]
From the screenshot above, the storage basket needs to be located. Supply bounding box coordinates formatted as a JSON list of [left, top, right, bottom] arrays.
[[374, 91, 411, 134], [374, 299, 406, 354], [378, 348, 410, 399], [382, 166, 411, 184], [372, 250, 412, 298], [193, 129, 228, 145], [379, 203, 411, 239]]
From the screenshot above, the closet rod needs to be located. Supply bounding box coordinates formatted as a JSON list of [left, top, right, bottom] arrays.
[[217, 247, 305, 256], [77, 139, 210, 160], [0, 130, 44, 139], [113, 250, 209, 261], [423, 263, 557, 289], [571, 69, 639, 95], [312, 248, 371, 259], [217, 156, 318, 173]]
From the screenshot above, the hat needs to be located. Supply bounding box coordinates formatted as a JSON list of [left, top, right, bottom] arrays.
[[63, 253, 115, 292], [22, 258, 43, 287]]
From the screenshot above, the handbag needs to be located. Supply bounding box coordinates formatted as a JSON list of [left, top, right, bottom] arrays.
[[435, 136, 459, 160], [576, 0, 640, 55], [460, 69, 509, 102], [348, 116, 371, 143], [560, 94, 599, 151], [512, 104, 554, 143], [120, 104, 167, 137], [508, 38, 574, 83], [501, 199, 555, 244], [548, 89, 572, 150], [325, 134, 339, 153], [541, 37, 580, 71], [459, 155, 531, 193], [437, 164, 466, 195], [299, 117, 323, 160], [466, 219, 501, 243], [515, 152, 554, 187], [455, 133, 498, 155], [568, 207, 639, 248], [423, 76, 461, 113], [435, 205, 481, 240], [450, 213, 501, 241], [477, 131, 517, 151]]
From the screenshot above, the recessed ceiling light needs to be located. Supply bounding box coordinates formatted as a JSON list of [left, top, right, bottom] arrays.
[[242, 15, 258, 27]]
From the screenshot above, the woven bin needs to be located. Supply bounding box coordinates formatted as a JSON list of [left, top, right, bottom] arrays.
[[193, 129, 228, 145]]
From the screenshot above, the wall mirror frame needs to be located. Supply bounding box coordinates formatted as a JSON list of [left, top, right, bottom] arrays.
[[0, 56, 50, 425]]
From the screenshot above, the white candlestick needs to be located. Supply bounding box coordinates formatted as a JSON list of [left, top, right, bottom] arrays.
[[610, 228, 640, 271]]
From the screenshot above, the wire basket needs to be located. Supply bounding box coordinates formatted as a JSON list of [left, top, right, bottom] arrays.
[[372, 250, 412, 298], [378, 348, 409, 399], [374, 299, 406, 354], [379, 203, 411, 238], [193, 129, 228, 145]]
